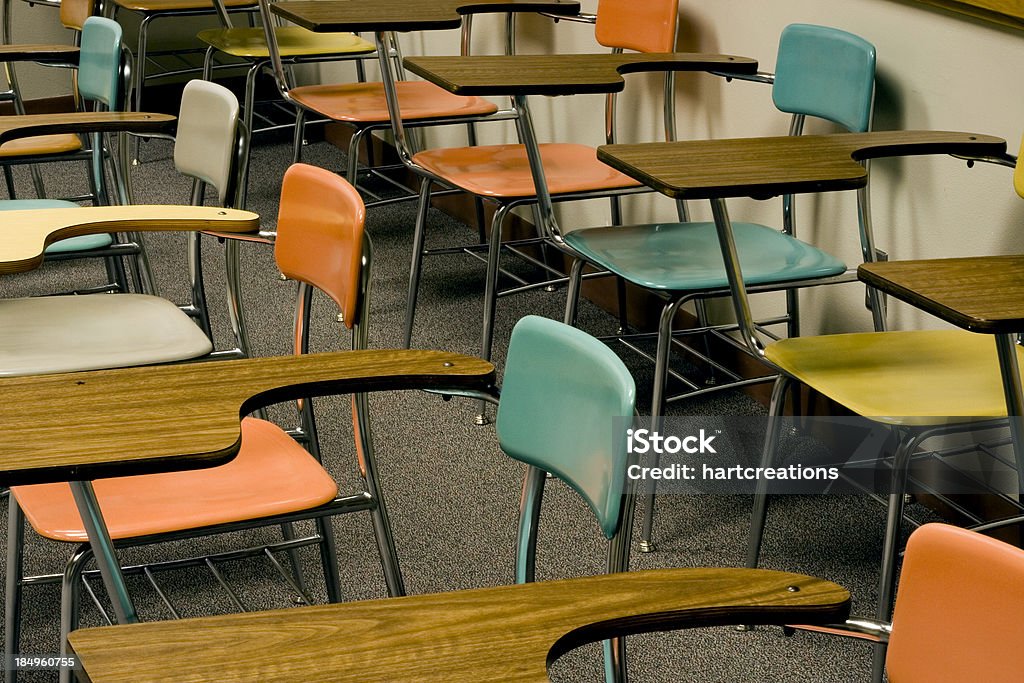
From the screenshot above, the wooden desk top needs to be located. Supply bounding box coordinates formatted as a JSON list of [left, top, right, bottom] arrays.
[[597, 131, 1006, 200], [70, 567, 850, 682], [0, 205, 259, 274], [859, 256, 1024, 334], [404, 53, 758, 97], [273, 0, 579, 33], [0, 43, 79, 63], [0, 349, 494, 486], [0, 112, 174, 147]]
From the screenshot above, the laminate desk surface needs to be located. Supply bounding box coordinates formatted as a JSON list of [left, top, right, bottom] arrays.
[[0, 43, 79, 62], [0, 205, 259, 274], [403, 53, 758, 97], [859, 255, 1024, 334], [272, 0, 579, 33], [597, 131, 1007, 200], [0, 112, 174, 147], [69, 567, 850, 683], [0, 349, 494, 486]]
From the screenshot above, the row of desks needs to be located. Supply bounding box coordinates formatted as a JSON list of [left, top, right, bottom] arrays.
[[2, 0, 1021, 679]]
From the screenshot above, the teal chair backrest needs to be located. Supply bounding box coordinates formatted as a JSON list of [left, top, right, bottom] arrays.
[[772, 23, 876, 133], [77, 17, 122, 109], [496, 316, 636, 540]]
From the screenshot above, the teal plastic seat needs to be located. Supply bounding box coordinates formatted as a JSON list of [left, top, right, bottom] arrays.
[[496, 315, 636, 682], [562, 24, 877, 554], [565, 221, 847, 292], [0, 200, 114, 254]]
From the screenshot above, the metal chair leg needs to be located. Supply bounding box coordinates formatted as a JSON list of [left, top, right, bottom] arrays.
[[2, 166, 16, 199], [638, 298, 685, 553], [131, 14, 155, 164], [59, 546, 90, 683], [354, 392, 405, 597], [563, 258, 585, 326], [514, 465, 546, 585], [476, 203, 513, 426], [292, 108, 307, 164], [278, 522, 312, 599], [744, 376, 792, 569], [603, 472, 636, 683], [403, 180, 433, 349], [870, 433, 914, 683], [315, 516, 343, 604], [4, 498, 25, 683]]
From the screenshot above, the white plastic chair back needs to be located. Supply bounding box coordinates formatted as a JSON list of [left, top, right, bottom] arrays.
[[173, 80, 240, 207]]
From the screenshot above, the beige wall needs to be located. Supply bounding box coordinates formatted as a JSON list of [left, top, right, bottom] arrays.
[[8, 0, 1024, 335]]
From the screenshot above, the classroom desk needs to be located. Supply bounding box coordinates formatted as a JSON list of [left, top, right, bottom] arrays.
[[272, 0, 580, 33], [860, 255, 1024, 489], [0, 345, 494, 625], [69, 566, 850, 682], [0, 204, 493, 626], [0, 112, 174, 151], [593, 131, 1006, 341]]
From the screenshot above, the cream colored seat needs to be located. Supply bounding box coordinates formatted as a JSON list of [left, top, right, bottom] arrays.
[[0, 294, 212, 377]]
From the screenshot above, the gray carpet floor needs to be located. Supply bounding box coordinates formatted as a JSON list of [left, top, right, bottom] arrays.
[[0, 135, 924, 681]]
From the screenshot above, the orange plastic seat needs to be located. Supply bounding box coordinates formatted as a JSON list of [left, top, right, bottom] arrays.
[[0, 134, 82, 158], [412, 143, 641, 199], [11, 418, 338, 542], [289, 80, 497, 124]]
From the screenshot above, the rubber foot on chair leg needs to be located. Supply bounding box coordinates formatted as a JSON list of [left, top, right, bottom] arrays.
[[638, 540, 655, 553], [474, 414, 491, 426]]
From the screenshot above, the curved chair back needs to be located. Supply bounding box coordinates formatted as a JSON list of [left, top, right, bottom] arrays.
[[174, 80, 241, 207], [497, 316, 636, 540], [772, 23, 876, 133], [275, 163, 367, 331], [886, 524, 1024, 682], [77, 17, 122, 109], [1014, 135, 1024, 199], [594, 0, 678, 53], [60, 0, 97, 32], [60, 0, 97, 31]]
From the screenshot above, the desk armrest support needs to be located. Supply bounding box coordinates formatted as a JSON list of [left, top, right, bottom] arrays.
[[0, 44, 79, 64]]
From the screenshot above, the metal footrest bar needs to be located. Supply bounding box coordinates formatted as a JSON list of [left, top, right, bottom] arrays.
[[262, 547, 314, 606], [143, 566, 180, 619], [20, 536, 324, 589], [667, 336, 748, 383], [616, 338, 702, 392], [205, 558, 247, 612], [80, 575, 113, 626]]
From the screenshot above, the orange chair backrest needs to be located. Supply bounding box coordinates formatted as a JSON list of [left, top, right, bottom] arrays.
[[60, 0, 96, 31], [274, 164, 366, 330], [886, 523, 1024, 682], [594, 0, 678, 53]]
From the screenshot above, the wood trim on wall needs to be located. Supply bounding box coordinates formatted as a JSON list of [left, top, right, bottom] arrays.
[[903, 0, 1024, 30]]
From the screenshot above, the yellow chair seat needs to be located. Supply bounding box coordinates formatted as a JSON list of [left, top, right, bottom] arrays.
[[0, 133, 82, 158], [765, 329, 1022, 426], [197, 26, 374, 58]]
